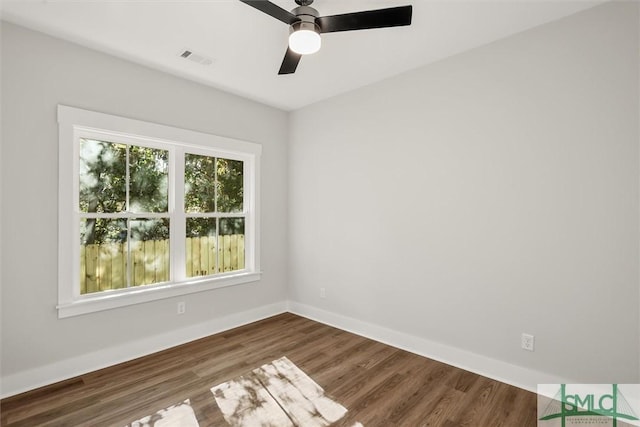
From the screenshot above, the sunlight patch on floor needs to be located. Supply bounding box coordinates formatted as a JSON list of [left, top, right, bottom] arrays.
[[126, 357, 362, 427], [127, 399, 199, 427], [211, 356, 353, 427]]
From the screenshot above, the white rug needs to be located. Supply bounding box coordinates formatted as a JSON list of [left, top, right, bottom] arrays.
[[211, 357, 348, 427]]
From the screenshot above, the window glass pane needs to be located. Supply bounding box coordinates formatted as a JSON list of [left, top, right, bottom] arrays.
[[79, 139, 126, 213], [186, 218, 217, 278], [184, 153, 216, 213], [130, 218, 170, 286], [80, 218, 127, 294], [219, 218, 245, 273], [130, 146, 169, 213], [216, 158, 243, 213]]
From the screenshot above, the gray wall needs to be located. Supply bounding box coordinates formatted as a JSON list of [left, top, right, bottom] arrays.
[[1, 22, 288, 383], [289, 1, 639, 383]]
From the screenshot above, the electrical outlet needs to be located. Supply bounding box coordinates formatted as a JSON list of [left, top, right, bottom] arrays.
[[320, 287, 326, 298], [177, 301, 186, 315], [521, 333, 535, 351]]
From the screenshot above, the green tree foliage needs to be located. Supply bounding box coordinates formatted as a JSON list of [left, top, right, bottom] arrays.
[[79, 140, 126, 215], [80, 140, 243, 243], [216, 158, 243, 213], [79, 139, 168, 245], [184, 154, 243, 213], [185, 153, 217, 213], [185, 154, 243, 237], [130, 146, 168, 213]]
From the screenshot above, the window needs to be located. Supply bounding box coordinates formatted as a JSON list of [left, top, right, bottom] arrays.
[[58, 105, 261, 318]]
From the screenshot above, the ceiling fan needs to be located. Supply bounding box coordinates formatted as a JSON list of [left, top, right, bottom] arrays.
[[239, 0, 413, 74]]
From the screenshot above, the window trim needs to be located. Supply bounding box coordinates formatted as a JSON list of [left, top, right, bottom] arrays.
[[58, 105, 261, 318]]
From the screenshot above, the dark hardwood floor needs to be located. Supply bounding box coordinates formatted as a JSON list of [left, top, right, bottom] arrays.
[[0, 313, 537, 426]]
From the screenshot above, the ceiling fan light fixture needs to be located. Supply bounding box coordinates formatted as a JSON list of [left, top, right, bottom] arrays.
[[239, 0, 412, 74], [289, 21, 321, 55]]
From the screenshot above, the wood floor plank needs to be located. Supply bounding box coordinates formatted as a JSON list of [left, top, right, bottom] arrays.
[[448, 376, 502, 426], [383, 362, 458, 426], [0, 313, 538, 426]]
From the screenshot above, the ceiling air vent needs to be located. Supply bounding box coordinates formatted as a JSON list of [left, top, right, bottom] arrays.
[[178, 49, 214, 66]]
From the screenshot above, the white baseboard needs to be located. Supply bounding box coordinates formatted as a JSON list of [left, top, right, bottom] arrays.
[[288, 301, 573, 393], [2, 300, 573, 399], [0, 301, 288, 399]]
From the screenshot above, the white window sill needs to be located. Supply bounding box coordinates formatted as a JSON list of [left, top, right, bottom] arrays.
[[57, 271, 261, 318]]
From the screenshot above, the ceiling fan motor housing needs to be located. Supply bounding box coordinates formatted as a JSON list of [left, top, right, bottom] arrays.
[[290, 5, 320, 35], [291, 5, 318, 21]]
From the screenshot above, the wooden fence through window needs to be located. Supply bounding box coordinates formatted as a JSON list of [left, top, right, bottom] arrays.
[[79, 235, 245, 294]]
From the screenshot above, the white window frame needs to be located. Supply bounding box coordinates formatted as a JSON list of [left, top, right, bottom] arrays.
[[58, 105, 261, 318]]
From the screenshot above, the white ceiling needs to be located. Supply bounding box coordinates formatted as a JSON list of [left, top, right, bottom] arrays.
[[1, 0, 602, 111]]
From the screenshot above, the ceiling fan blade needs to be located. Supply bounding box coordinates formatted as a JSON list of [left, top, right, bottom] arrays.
[[239, 0, 301, 25], [278, 47, 302, 75], [316, 5, 412, 33]]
